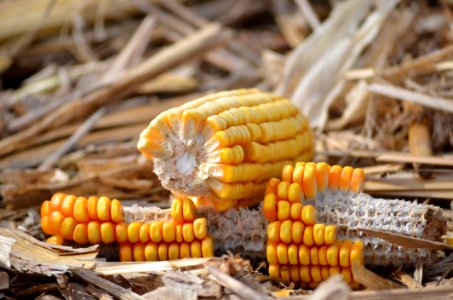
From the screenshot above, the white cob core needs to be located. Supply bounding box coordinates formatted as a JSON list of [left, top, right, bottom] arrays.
[[153, 133, 210, 196]]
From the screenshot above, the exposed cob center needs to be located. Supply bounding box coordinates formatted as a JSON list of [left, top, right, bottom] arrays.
[[137, 89, 314, 210]]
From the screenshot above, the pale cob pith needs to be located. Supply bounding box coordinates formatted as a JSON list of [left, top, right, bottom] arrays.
[[137, 89, 314, 211]]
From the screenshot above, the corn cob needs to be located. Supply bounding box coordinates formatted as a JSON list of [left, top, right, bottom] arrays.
[[203, 162, 446, 285], [137, 89, 314, 211], [40, 194, 214, 261]]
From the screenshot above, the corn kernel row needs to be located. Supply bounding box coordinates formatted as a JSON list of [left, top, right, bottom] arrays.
[[118, 236, 214, 261], [267, 221, 336, 245], [266, 240, 364, 267], [41, 193, 123, 225], [280, 162, 365, 200], [269, 264, 355, 286]]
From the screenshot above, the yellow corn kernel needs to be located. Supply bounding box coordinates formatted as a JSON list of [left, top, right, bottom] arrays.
[[41, 216, 52, 235], [87, 221, 101, 244], [299, 245, 310, 265], [324, 225, 336, 245], [191, 240, 202, 258], [310, 247, 319, 265], [150, 220, 163, 243], [327, 243, 339, 266], [290, 266, 300, 282], [158, 243, 168, 261], [311, 266, 322, 282], [269, 264, 280, 278], [50, 193, 65, 211], [280, 267, 290, 283], [162, 221, 176, 243], [277, 201, 291, 221], [313, 224, 326, 246], [318, 246, 328, 266], [263, 193, 278, 222], [267, 221, 280, 242], [266, 241, 278, 264], [119, 243, 133, 262], [60, 217, 77, 240], [282, 165, 294, 183], [61, 195, 76, 217], [73, 197, 89, 223], [49, 211, 64, 236], [350, 168, 365, 193], [201, 236, 214, 257], [302, 164, 317, 199], [97, 196, 111, 222], [303, 226, 314, 247], [111, 199, 123, 223], [139, 223, 150, 243], [277, 243, 288, 264], [265, 178, 280, 195], [288, 183, 303, 203], [339, 240, 352, 267], [87, 196, 99, 220], [329, 266, 340, 276], [46, 235, 64, 245], [176, 224, 183, 243], [182, 223, 195, 243], [277, 182, 290, 200], [341, 268, 352, 283], [328, 165, 342, 190], [321, 266, 330, 280], [144, 242, 158, 261], [193, 218, 207, 240], [73, 223, 88, 244], [288, 244, 299, 265], [41, 200, 51, 218], [290, 202, 303, 221], [101, 222, 115, 244], [115, 222, 128, 244], [183, 198, 197, 221], [128, 221, 143, 243], [171, 198, 184, 224], [280, 219, 293, 244], [350, 240, 364, 266], [292, 221, 304, 244], [300, 266, 311, 283], [133, 243, 146, 261], [180, 242, 190, 258], [301, 205, 316, 226], [292, 164, 305, 186], [168, 243, 180, 260], [339, 166, 353, 192], [315, 162, 330, 192]]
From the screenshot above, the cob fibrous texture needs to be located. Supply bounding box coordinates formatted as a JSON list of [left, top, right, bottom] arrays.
[[40, 193, 214, 262], [137, 89, 314, 211]]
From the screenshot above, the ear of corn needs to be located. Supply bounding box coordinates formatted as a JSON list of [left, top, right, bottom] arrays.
[[40, 194, 213, 262], [202, 162, 446, 287], [137, 89, 314, 211]]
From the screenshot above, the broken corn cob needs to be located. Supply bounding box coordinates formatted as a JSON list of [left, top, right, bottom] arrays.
[[40, 194, 214, 262], [137, 89, 314, 211], [262, 162, 365, 286], [204, 162, 446, 284]]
